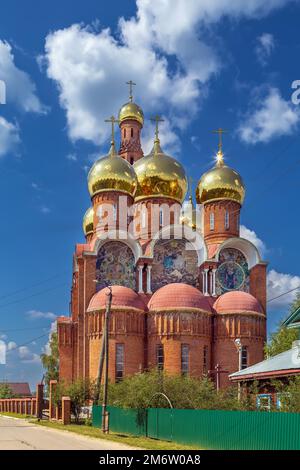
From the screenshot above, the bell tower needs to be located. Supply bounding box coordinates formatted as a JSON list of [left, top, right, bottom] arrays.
[[118, 81, 144, 164]]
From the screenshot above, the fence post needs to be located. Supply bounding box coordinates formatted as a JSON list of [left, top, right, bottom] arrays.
[[62, 396, 71, 425], [36, 383, 44, 420], [49, 380, 57, 420]]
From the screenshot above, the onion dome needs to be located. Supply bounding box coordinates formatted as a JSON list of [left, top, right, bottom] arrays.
[[148, 283, 212, 313], [118, 80, 144, 126], [82, 207, 94, 236], [196, 150, 245, 205], [87, 141, 137, 198], [134, 134, 188, 203], [213, 291, 263, 314], [119, 102, 144, 126], [87, 286, 146, 312]]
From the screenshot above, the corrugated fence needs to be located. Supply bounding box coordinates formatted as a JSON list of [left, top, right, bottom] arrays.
[[92, 405, 300, 450]]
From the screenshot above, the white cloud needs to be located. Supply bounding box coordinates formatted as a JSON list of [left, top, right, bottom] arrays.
[[255, 33, 275, 65], [26, 310, 57, 320], [66, 153, 77, 161], [0, 40, 45, 113], [267, 269, 300, 308], [43, 0, 295, 146], [40, 205, 51, 214], [0, 116, 20, 156], [141, 117, 181, 156], [240, 224, 267, 257], [42, 320, 57, 355], [18, 346, 40, 364], [239, 87, 300, 144], [7, 341, 17, 351]]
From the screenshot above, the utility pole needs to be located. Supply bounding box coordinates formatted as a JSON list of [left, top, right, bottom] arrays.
[[102, 286, 112, 433], [234, 338, 242, 401], [208, 363, 229, 391]]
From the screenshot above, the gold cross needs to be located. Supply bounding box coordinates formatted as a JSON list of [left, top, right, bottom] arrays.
[[126, 80, 136, 102], [105, 115, 119, 143], [213, 128, 227, 153], [150, 115, 164, 140]]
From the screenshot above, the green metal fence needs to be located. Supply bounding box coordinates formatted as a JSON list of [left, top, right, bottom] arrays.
[[92, 405, 300, 450]]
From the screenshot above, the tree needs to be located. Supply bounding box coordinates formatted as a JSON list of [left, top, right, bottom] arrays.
[[289, 290, 300, 313], [40, 331, 59, 391], [53, 378, 96, 423], [0, 383, 13, 399], [264, 326, 298, 358]]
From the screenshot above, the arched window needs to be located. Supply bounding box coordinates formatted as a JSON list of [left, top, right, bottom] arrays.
[[181, 344, 189, 375], [130, 157, 134, 165], [124, 129, 126, 138], [115, 344, 124, 381], [210, 212, 215, 230], [225, 211, 229, 230], [131, 128, 134, 138], [241, 346, 248, 369]]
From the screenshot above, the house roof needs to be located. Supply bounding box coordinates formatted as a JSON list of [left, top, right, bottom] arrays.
[[0, 382, 31, 396], [282, 306, 300, 329], [229, 341, 300, 381]]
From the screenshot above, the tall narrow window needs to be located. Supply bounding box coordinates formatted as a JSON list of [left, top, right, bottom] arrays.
[[156, 344, 164, 371], [181, 344, 189, 375], [241, 346, 248, 370], [131, 128, 134, 138], [141, 208, 147, 228], [115, 344, 124, 381], [124, 129, 126, 138], [112, 204, 117, 222], [130, 157, 134, 165], [209, 212, 215, 230], [159, 208, 164, 226], [236, 214, 240, 231], [225, 211, 229, 230], [203, 345, 208, 374]]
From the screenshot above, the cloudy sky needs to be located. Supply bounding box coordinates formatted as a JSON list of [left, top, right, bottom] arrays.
[[0, 0, 300, 388]]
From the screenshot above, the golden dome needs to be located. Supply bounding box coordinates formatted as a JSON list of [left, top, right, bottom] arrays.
[[87, 143, 137, 198], [83, 207, 94, 236], [118, 101, 144, 126], [133, 139, 188, 203], [196, 151, 245, 205]]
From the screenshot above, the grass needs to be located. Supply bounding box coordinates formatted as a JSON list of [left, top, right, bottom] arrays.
[[0, 412, 32, 419], [34, 419, 200, 450]]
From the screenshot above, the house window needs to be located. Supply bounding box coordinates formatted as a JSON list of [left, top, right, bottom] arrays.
[[225, 211, 229, 230], [203, 345, 208, 373], [181, 344, 189, 375], [241, 346, 248, 369], [157, 344, 164, 371], [209, 212, 215, 230], [115, 344, 124, 381]]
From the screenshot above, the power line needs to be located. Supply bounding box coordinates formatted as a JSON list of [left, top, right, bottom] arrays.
[[267, 285, 300, 304]]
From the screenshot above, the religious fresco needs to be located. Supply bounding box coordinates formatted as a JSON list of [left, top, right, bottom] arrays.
[[216, 248, 250, 295], [152, 239, 199, 292], [96, 241, 136, 291]]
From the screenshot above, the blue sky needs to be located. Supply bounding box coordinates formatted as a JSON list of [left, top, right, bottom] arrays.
[[0, 0, 300, 388]]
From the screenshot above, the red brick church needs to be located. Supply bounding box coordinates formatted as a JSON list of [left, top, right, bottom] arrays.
[[57, 84, 267, 389]]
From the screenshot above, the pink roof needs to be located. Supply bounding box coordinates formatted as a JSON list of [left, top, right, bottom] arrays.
[[214, 291, 263, 314], [87, 286, 146, 312], [148, 283, 212, 312], [0, 382, 31, 397]]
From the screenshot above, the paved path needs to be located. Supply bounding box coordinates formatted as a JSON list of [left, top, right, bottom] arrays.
[[0, 415, 137, 450]]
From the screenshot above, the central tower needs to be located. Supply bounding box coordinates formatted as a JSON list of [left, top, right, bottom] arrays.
[[118, 80, 144, 164]]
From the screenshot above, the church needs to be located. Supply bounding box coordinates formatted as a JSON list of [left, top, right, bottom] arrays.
[[57, 83, 267, 389]]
